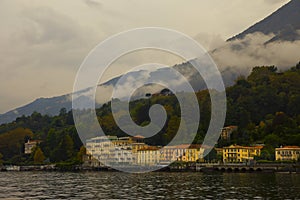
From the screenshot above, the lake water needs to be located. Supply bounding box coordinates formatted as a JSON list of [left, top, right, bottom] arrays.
[[0, 172, 299, 199]]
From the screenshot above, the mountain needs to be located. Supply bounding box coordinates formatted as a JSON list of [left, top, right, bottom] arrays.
[[0, 86, 105, 125], [228, 0, 300, 42], [1, 0, 299, 124], [0, 62, 238, 125], [0, 95, 71, 124]]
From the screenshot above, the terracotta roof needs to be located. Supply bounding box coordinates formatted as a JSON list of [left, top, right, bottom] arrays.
[[133, 135, 145, 139], [163, 144, 204, 149], [223, 145, 263, 149], [276, 146, 300, 149], [223, 126, 238, 129], [138, 146, 160, 151]]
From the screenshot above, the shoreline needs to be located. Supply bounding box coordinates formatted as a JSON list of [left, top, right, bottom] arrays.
[[1, 163, 300, 173]]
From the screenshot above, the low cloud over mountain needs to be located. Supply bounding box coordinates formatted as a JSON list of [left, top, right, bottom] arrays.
[[0, 0, 299, 124]]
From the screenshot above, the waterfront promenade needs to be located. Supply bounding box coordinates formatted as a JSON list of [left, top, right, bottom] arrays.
[[1, 163, 300, 173]]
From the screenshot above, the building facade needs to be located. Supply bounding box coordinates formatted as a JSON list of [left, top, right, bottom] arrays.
[[222, 145, 263, 163], [275, 146, 300, 161], [85, 136, 207, 167], [220, 126, 238, 140], [24, 140, 41, 154], [85, 135, 148, 166], [160, 144, 205, 164], [86, 135, 118, 166], [137, 146, 160, 166]]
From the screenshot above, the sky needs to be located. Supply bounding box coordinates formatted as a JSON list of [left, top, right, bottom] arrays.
[[0, 0, 291, 114]]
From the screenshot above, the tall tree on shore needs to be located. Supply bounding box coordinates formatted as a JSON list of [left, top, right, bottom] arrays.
[[77, 146, 86, 163], [34, 147, 45, 164], [60, 134, 74, 161], [0, 153, 3, 165]]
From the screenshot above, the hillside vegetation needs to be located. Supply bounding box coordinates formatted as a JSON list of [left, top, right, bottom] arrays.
[[0, 63, 299, 164]]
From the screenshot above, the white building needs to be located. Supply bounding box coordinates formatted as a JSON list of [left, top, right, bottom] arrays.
[[86, 135, 118, 166], [85, 135, 148, 167], [24, 140, 41, 154]]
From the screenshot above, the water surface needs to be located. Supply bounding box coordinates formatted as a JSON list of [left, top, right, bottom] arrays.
[[0, 172, 299, 199]]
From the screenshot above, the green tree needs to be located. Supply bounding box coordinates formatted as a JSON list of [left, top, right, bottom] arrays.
[[164, 116, 180, 144], [296, 62, 300, 70], [34, 147, 45, 164], [264, 134, 282, 148], [59, 108, 67, 116], [0, 153, 3, 165], [204, 148, 217, 162], [45, 128, 58, 155], [0, 128, 33, 160], [59, 134, 74, 161], [257, 145, 275, 161], [77, 146, 86, 163]]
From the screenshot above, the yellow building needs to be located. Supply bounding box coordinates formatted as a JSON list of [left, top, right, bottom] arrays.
[[137, 146, 160, 166], [160, 144, 205, 164], [275, 146, 300, 161], [112, 136, 148, 164], [129, 135, 149, 154], [222, 145, 263, 163]]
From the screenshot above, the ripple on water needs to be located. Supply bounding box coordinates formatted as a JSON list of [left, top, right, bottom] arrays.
[[0, 172, 299, 199]]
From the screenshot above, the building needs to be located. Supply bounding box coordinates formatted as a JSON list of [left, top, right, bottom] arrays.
[[111, 136, 148, 165], [86, 135, 118, 166], [130, 136, 149, 155], [109, 145, 134, 165], [275, 146, 300, 161], [137, 146, 161, 166], [220, 126, 238, 140], [85, 135, 208, 167], [82, 154, 103, 168], [160, 144, 205, 164], [24, 140, 41, 154], [222, 145, 263, 163], [85, 135, 148, 166]]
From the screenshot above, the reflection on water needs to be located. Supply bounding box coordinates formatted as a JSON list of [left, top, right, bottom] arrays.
[[0, 172, 299, 199]]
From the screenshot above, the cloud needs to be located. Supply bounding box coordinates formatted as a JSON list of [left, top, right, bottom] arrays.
[[194, 33, 225, 51], [0, 5, 98, 113], [211, 31, 300, 76], [264, 0, 286, 5], [0, 0, 292, 113], [111, 66, 195, 101], [83, 0, 102, 8], [95, 85, 114, 104]]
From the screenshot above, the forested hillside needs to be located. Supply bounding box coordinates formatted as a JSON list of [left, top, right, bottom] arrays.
[[0, 63, 299, 164]]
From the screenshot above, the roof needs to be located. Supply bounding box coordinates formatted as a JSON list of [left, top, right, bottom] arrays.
[[222, 126, 238, 130], [133, 135, 145, 139], [163, 144, 204, 149], [25, 140, 42, 144], [138, 146, 160, 151], [86, 135, 118, 142], [276, 146, 300, 150], [223, 145, 263, 149]]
